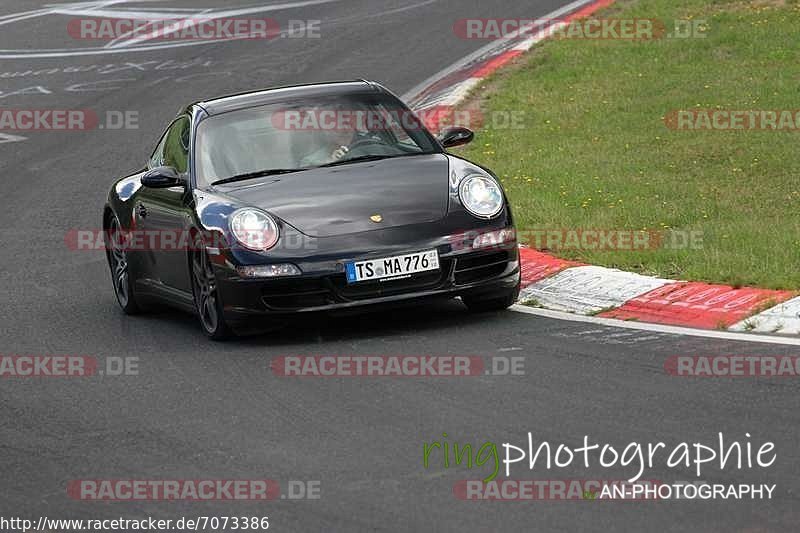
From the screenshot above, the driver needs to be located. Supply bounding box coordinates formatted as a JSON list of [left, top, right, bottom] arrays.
[[299, 106, 361, 167]]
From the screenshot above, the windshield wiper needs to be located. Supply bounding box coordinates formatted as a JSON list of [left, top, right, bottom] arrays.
[[315, 154, 397, 168], [211, 168, 307, 186]]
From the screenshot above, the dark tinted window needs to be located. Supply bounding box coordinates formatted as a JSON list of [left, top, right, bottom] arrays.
[[148, 130, 168, 168], [195, 93, 441, 186], [163, 116, 190, 173]]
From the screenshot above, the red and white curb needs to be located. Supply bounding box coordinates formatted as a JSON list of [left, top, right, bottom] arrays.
[[518, 248, 797, 334], [728, 297, 800, 335], [404, 0, 798, 336], [522, 264, 672, 315]]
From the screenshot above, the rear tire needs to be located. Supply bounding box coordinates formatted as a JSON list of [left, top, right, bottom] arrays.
[[191, 241, 234, 341], [462, 285, 520, 313]]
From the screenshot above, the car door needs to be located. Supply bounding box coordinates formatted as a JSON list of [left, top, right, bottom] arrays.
[[134, 115, 194, 293]]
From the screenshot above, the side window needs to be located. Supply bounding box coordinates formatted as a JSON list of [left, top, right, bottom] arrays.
[[148, 130, 168, 168], [163, 116, 191, 173]]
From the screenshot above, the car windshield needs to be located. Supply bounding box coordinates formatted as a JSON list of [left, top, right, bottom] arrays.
[[195, 92, 441, 187]]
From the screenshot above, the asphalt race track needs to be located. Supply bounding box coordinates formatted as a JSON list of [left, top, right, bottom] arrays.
[[0, 1, 798, 531]]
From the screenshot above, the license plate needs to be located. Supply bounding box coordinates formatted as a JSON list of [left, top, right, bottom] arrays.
[[345, 249, 440, 284]]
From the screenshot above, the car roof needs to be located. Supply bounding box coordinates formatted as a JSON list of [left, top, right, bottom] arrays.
[[193, 80, 387, 116]]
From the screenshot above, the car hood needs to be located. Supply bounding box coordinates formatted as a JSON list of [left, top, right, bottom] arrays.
[[218, 154, 450, 237]]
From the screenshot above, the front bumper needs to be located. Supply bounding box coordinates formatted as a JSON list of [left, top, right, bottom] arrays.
[[213, 233, 520, 321]]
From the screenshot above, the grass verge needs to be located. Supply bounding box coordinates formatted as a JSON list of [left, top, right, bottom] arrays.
[[458, 0, 800, 289]]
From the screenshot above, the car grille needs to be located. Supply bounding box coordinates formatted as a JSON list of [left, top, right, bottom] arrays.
[[453, 250, 510, 285], [261, 278, 335, 310]]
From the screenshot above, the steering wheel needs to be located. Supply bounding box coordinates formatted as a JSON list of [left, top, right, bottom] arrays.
[[346, 137, 390, 154]]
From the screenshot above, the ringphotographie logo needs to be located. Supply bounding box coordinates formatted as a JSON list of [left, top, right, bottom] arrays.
[[422, 432, 777, 490]]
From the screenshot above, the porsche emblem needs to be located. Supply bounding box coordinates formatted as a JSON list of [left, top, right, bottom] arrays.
[[370, 214, 383, 223]]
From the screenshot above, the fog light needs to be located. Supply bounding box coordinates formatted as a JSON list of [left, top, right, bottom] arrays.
[[473, 228, 516, 249], [237, 264, 302, 278]]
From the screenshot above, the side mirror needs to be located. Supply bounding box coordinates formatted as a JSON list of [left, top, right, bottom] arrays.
[[142, 166, 185, 188], [438, 126, 474, 149]]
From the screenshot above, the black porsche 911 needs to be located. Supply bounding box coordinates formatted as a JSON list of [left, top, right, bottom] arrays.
[[103, 80, 520, 339]]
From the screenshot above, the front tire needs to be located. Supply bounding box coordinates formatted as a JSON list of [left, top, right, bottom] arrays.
[[106, 213, 145, 314], [191, 242, 234, 340], [462, 285, 520, 313]]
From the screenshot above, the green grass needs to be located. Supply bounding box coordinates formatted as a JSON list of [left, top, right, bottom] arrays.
[[460, 0, 800, 289]]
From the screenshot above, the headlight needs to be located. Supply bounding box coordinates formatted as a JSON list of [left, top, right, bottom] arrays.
[[229, 208, 279, 251], [459, 174, 504, 218]]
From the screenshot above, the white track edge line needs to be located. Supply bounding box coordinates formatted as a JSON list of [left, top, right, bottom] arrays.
[[401, 0, 598, 101], [510, 305, 800, 346]]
